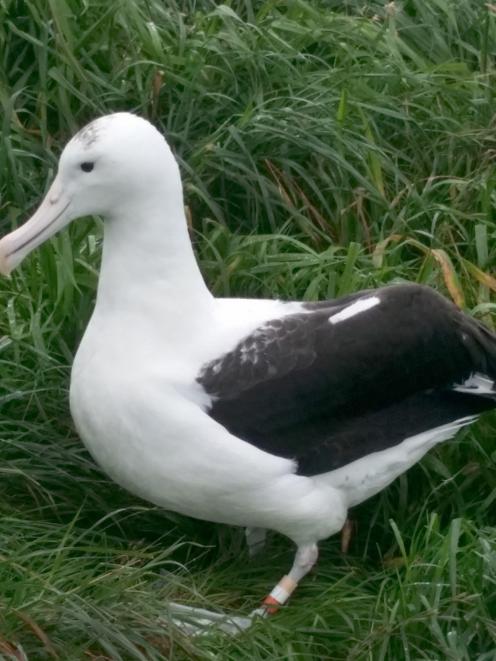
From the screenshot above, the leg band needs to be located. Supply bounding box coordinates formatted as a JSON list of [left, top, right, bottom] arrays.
[[262, 575, 298, 614]]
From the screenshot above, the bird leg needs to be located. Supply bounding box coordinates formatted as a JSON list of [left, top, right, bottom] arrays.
[[167, 543, 319, 635], [340, 517, 354, 554], [245, 526, 267, 557], [253, 543, 319, 616]]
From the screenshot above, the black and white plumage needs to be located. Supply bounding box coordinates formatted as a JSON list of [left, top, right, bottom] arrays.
[[199, 284, 496, 478], [0, 112, 494, 633]]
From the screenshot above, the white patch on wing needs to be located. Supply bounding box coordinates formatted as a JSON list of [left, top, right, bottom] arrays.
[[329, 296, 380, 325], [454, 373, 495, 395], [207, 298, 307, 367]]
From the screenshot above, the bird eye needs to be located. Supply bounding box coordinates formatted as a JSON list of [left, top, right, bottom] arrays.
[[80, 162, 94, 172]]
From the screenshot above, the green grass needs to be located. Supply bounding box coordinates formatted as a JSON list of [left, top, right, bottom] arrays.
[[1, 0, 496, 658]]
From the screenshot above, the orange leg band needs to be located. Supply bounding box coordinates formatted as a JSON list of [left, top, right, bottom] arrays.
[[261, 575, 298, 615]]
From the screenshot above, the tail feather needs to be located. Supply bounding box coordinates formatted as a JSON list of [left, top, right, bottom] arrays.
[[454, 373, 496, 398]]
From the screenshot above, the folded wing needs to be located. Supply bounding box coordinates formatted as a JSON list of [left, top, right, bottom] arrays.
[[197, 284, 496, 476]]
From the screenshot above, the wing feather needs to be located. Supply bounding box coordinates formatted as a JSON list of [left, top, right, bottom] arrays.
[[197, 284, 496, 475]]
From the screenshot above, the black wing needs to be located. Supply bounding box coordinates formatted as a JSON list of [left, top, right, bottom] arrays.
[[198, 284, 496, 475]]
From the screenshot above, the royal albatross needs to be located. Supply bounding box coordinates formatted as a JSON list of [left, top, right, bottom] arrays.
[[1, 112, 495, 633]]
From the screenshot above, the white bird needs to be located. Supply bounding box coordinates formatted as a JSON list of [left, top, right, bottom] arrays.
[[1, 113, 495, 633]]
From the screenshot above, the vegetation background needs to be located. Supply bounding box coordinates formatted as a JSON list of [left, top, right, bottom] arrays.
[[0, 0, 495, 658]]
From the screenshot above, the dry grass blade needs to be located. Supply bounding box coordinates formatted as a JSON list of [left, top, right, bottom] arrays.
[[431, 248, 466, 308], [462, 259, 496, 294], [14, 611, 58, 659]]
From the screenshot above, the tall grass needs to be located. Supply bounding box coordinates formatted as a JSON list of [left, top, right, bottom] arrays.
[[0, 1, 495, 658]]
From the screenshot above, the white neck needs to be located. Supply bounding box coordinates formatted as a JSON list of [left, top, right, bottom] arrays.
[[94, 188, 214, 327]]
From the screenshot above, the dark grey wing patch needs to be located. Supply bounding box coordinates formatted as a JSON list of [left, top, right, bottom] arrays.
[[198, 313, 331, 399]]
